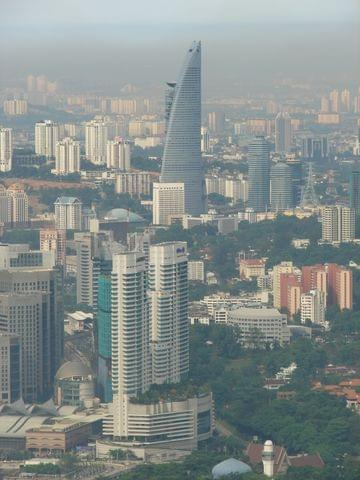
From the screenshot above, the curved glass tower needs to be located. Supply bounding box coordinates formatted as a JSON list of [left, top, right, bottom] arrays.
[[161, 41, 206, 215]]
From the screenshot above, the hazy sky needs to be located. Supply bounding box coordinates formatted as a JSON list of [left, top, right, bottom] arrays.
[[1, 0, 359, 95], [2, 0, 359, 25]]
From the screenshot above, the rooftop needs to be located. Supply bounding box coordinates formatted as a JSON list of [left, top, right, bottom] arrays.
[[56, 361, 93, 380], [229, 307, 284, 319], [212, 458, 252, 479], [54, 196, 81, 204], [102, 208, 145, 223]]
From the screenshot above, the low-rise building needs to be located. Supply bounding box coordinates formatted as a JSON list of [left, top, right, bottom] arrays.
[[292, 238, 310, 249], [239, 258, 266, 280], [26, 420, 92, 454], [227, 308, 290, 347]]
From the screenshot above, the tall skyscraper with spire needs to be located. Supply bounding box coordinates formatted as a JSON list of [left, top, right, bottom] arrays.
[[161, 41, 206, 215]]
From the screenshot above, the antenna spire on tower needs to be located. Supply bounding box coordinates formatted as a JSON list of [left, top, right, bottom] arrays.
[[300, 162, 319, 208]]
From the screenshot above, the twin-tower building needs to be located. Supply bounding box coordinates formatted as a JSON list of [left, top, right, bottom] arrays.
[[101, 242, 213, 452]]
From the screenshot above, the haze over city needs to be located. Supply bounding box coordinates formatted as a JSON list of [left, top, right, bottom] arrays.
[[0, 1, 360, 480], [1, 0, 359, 94]]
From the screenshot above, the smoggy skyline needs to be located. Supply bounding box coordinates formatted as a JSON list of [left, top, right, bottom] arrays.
[[1, 1, 359, 95]]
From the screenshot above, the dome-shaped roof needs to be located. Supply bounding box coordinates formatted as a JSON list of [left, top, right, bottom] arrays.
[[264, 440, 273, 446], [103, 208, 145, 223], [56, 361, 92, 379], [212, 458, 252, 479]]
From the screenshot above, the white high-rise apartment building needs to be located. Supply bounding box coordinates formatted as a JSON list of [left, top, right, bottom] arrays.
[[300, 290, 326, 326], [153, 182, 185, 225], [3, 100, 28, 116], [35, 120, 59, 158], [0, 127, 12, 172], [111, 252, 150, 437], [149, 242, 189, 385], [115, 172, 151, 196], [7, 184, 29, 224], [321, 205, 355, 244], [54, 137, 80, 175], [85, 118, 108, 165], [54, 196, 82, 230], [107, 139, 131, 170]]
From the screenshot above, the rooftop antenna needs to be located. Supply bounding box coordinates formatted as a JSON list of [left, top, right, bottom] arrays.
[[300, 162, 319, 208]]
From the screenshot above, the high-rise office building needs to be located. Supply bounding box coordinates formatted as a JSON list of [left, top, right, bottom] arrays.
[[7, 183, 29, 224], [349, 168, 360, 233], [275, 112, 292, 154], [97, 275, 112, 403], [270, 162, 293, 211], [153, 182, 185, 225], [54, 196, 82, 230], [0, 334, 21, 403], [40, 228, 66, 267], [0, 127, 12, 172], [161, 41, 206, 215], [321, 205, 355, 244], [149, 242, 189, 385], [0, 243, 55, 270], [85, 118, 108, 165], [107, 138, 131, 170], [248, 136, 270, 212], [0, 267, 63, 402], [286, 157, 303, 206], [35, 120, 59, 158], [54, 137, 80, 175]]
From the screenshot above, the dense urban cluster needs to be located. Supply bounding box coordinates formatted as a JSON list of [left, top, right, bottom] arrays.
[[0, 32, 359, 480]]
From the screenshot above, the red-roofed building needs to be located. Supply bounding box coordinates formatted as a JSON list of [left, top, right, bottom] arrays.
[[245, 442, 289, 475], [289, 453, 325, 469], [246, 442, 325, 476]]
